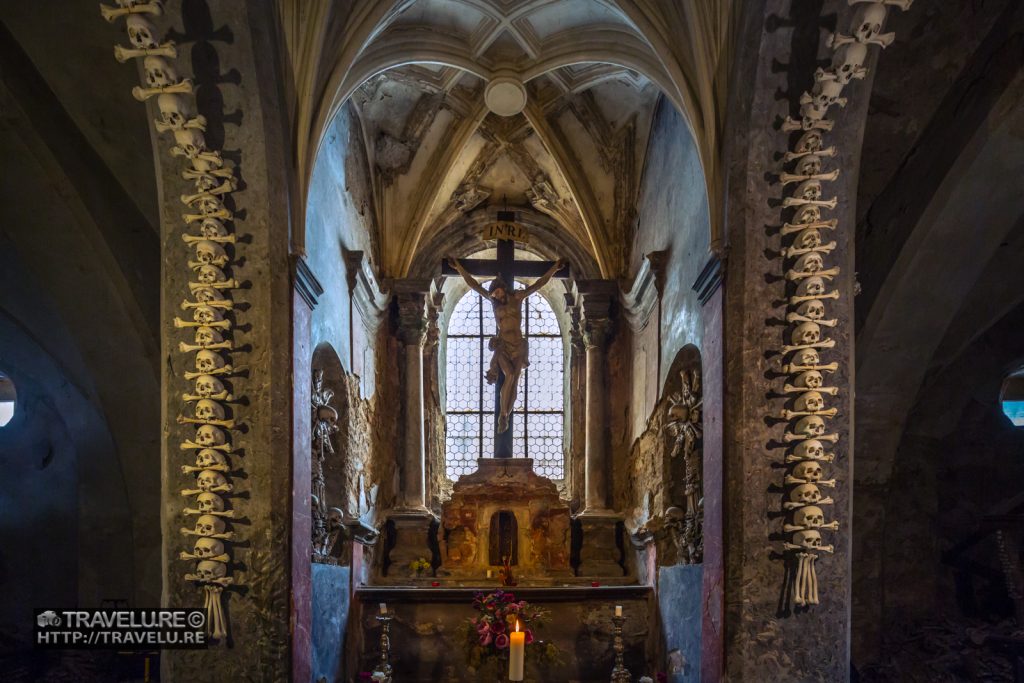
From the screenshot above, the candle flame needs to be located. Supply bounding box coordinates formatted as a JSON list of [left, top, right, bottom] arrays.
[[515, 620, 520, 633]]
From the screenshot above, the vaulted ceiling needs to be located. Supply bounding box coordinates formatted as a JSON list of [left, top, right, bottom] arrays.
[[279, 0, 735, 277]]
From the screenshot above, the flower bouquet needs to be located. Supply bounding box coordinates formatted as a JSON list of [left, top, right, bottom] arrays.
[[458, 589, 561, 680]]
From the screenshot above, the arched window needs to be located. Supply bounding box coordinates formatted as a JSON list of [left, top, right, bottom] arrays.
[[443, 285, 565, 480], [0, 371, 15, 428], [1001, 370, 1024, 427]]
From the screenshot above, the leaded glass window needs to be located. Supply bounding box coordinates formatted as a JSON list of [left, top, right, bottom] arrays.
[[443, 284, 565, 480]]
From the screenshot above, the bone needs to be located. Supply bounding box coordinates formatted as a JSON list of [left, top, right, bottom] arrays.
[[781, 116, 834, 133], [183, 366, 234, 381], [131, 80, 192, 102], [182, 234, 236, 245], [779, 170, 840, 186], [789, 291, 841, 305], [783, 432, 840, 443], [782, 242, 837, 259], [782, 497, 835, 510], [850, 0, 913, 8], [786, 313, 838, 327], [785, 452, 836, 463], [174, 149, 224, 169], [182, 180, 237, 202], [782, 362, 839, 374], [181, 464, 231, 474], [179, 341, 233, 353], [154, 116, 206, 135], [783, 384, 839, 395], [784, 521, 840, 533], [183, 167, 235, 183], [184, 208, 233, 224], [180, 299, 234, 311], [785, 475, 837, 487], [781, 339, 837, 354], [179, 551, 231, 562], [786, 267, 841, 282], [799, 91, 848, 110], [177, 416, 236, 429], [784, 542, 835, 553], [183, 507, 235, 517], [113, 43, 176, 63], [784, 146, 836, 162], [180, 526, 234, 540], [179, 486, 233, 497], [184, 574, 235, 587], [781, 407, 839, 420], [781, 219, 838, 235], [173, 318, 230, 330], [182, 391, 233, 402], [782, 196, 838, 210], [179, 441, 232, 452], [829, 31, 895, 48], [188, 279, 239, 291], [100, 1, 163, 22]]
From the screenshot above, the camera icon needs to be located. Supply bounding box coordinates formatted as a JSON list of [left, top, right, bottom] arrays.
[[37, 611, 61, 628]]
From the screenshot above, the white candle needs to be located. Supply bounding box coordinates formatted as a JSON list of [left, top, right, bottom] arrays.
[[486, 570, 493, 579], [509, 621, 525, 681], [379, 602, 387, 615], [615, 605, 622, 617]]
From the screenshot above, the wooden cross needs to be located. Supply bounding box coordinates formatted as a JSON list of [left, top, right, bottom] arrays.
[[440, 211, 570, 458]]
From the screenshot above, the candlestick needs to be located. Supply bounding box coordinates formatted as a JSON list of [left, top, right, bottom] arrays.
[[373, 614, 393, 683], [509, 621, 525, 682], [610, 613, 630, 683]]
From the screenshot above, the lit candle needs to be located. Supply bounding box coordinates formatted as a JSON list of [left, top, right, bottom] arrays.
[[615, 605, 622, 617], [509, 620, 525, 681], [379, 602, 387, 615]]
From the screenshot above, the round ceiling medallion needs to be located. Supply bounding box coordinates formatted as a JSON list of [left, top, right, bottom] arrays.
[[484, 76, 527, 117]]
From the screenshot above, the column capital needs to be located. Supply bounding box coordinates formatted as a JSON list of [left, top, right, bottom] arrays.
[[392, 279, 431, 346], [577, 279, 617, 349], [344, 249, 389, 329]]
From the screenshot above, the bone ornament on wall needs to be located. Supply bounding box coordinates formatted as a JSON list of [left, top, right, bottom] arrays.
[[773, 0, 911, 607], [100, 0, 245, 641]]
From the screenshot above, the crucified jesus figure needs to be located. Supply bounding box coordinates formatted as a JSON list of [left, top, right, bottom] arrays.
[[448, 256, 565, 433]]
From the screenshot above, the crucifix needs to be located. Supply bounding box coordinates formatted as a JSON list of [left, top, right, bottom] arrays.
[[442, 211, 570, 458]]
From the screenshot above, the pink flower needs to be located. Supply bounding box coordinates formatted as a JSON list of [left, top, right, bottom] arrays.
[[491, 619, 506, 634], [479, 632, 493, 647], [524, 629, 535, 644], [476, 620, 490, 634], [495, 633, 510, 649]]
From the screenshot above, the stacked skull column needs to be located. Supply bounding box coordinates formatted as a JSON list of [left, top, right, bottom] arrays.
[[775, 0, 911, 607], [100, 0, 244, 639]]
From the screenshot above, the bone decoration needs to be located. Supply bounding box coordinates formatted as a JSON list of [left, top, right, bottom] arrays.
[[773, 0, 912, 608]]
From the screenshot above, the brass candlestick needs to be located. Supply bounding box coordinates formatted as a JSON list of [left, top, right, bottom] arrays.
[[611, 614, 630, 683], [373, 614, 394, 682]]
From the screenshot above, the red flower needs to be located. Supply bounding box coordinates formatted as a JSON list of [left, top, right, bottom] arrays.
[[524, 629, 535, 644], [495, 633, 510, 649], [479, 632, 493, 647]]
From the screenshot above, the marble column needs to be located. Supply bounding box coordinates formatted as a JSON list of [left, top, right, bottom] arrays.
[[395, 287, 428, 512]]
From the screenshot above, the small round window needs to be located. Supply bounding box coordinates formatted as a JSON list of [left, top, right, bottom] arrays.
[[1000, 371, 1024, 427], [0, 371, 15, 427]]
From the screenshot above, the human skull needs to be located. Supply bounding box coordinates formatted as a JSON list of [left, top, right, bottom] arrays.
[[193, 287, 224, 304], [854, 3, 886, 43], [195, 349, 226, 373], [790, 483, 822, 505], [793, 460, 824, 482], [795, 415, 827, 438], [792, 322, 821, 346], [157, 94, 192, 130], [143, 56, 178, 88], [195, 240, 227, 265], [194, 374, 226, 397], [795, 391, 825, 413], [194, 514, 225, 536], [796, 155, 823, 176], [173, 129, 207, 158], [794, 228, 822, 251], [195, 195, 224, 215], [195, 560, 228, 582], [794, 506, 825, 529], [797, 300, 826, 321], [195, 399, 226, 422], [195, 449, 227, 469], [797, 277, 827, 298], [796, 370, 824, 390], [194, 326, 223, 347], [196, 492, 225, 513], [317, 405, 339, 425], [811, 80, 845, 110], [200, 218, 229, 239], [793, 205, 821, 225], [794, 130, 824, 155], [126, 14, 158, 49], [794, 439, 826, 460], [194, 537, 225, 558], [831, 42, 868, 84], [794, 252, 825, 273], [196, 264, 229, 285], [195, 424, 227, 447], [795, 180, 822, 201], [192, 306, 223, 326], [197, 470, 230, 492], [792, 348, 821, 367], [793, 529, 823, 549]]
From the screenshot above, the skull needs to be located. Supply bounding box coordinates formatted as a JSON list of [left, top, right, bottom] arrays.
[[794, 228, 822, 251], [792, 322, 821, 346], [173, 129, 207, 158], [195, 560, 228, 582], [795, 180, 822, 201], [195, 399, 226, 422], [790, 483, 822, 505], [200, 218, 229, 239], [796, 370, 824, 389], [793, 460, 824, 482], [196, 196, 224, 215], [794, 252, 825, 273], [195, 449, 227, 469], [793, 529, 823, 549], [194, 514, 225, 536], [811, 80, 845, 110], [795, 415, 827, 438], [831, 42, 867, 84], [792, 348, 820, 367], [797, 300, 826, 321], [796, 155, 823, 176], [797, 277, 827, 298], [794, 506, 825, 529], [195, 349, 226, 373], [193, 173, 220, 192], [196, 492, 225, 513], [194, 537, 225, 558], [194, 374, 226, 397], [795, 391, 825, 413], [194, 424, 227, 447], [193, 287, 224, 304], [794, 439, 826, 460], [317, 405, 339, 425], [192, 305, 223, 325], [794, 130, 824, 155], [793, 205, 821, 225], [157, 94, 191, 130], [854, 3, 887, 43], [196, 264, 228, 284], [126, 14, 158, 49], [197, 470, 230, 492], [195, 326, 223, 347], [143, 56, 178, 88], [195, 240, 227, 265]]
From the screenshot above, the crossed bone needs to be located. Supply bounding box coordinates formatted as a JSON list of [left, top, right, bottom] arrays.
[[784, 146, 836, 163], [779, 169, 839, 186], [782, 242, 837, 258], [181, 463, 230, 474], [183, 167, 234, 183], [781, 116, 834, 133], [181, 298, 234, 311], [783, 497, 835, 510], [786, 267, 840, 282], [781, 339, 836, 354], [783, 383, 838, 395], [781, 219, 837, 235], [182, 233, 236, 246], [784, 521, 840, 533], [182, 180, 236, 203], [182, 390, 233, 402], [174, 317, 230, 330], [183, 366, 234, 381], [784, 541, 835, 553], [186, 259, 230, 271], [179, 485, 233, 497], [783, 432, 839, 443], [177, 415, 236, 429], [829, 30, 895, 49], [785, 451, 835, 464], [784, 475, 837, 487], [789, 290, 841, 305], [173, 147, 223, 168], [786, 312, 838, 327], [180, 440, 231, 452], [782, 196, 838, 210], [132, 80, 192, 102], [184, 208, 232, 224], [184, 574, 234, 587], [179, 550, 231, 562], [100, 1, 163, 22], [183, 507, 235, 518], [179, 341, 233, 353], [782, 361, 838, 374], [188, 279, 239, 291], [781, 407, 839, 420], [154, 113, 206, 134], [114, 43, 176, 63]]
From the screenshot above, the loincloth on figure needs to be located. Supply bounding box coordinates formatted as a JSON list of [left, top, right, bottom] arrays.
[[485, 335, 529, 384]]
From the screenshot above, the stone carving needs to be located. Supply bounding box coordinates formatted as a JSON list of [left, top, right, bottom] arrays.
[[664, 368, 703, 564], [311, 369, 340, 562], [773, 0, 913, 608], [100, 0, 245, 639]]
